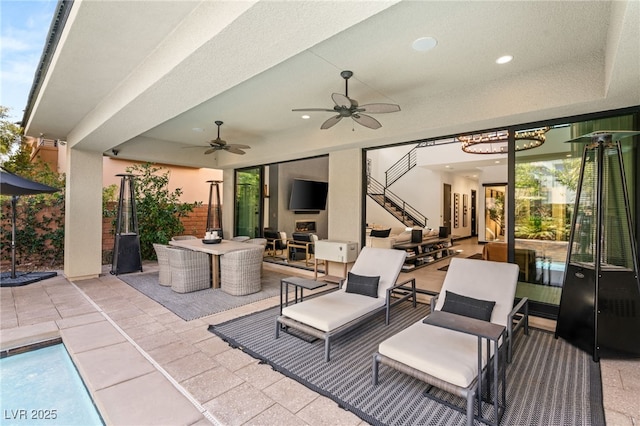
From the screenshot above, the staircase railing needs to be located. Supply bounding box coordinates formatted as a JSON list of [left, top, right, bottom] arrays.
[[386, 147, 417, 187], [367, 176, 427, 228]]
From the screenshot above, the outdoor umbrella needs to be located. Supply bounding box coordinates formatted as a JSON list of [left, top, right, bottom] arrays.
[[0, 168, 59, 284]]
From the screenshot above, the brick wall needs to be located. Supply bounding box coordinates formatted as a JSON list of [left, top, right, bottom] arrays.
[[101, 204, 210, 251], [179, 205, 209, 237], [2, 200, 211, 266]]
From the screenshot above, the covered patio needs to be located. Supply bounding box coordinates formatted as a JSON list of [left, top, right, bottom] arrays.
[[8, 1, 640, 424], [19, 1, 639, 281], [1, 252, 638, 424]]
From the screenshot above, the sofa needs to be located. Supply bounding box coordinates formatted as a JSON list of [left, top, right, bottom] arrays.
[[365, 226, 439, 249]]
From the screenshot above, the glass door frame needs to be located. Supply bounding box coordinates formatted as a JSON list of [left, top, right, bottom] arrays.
[[234, 165, 264, 239]]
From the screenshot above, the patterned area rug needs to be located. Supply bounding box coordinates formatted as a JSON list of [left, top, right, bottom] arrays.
[[118, 270, 291, 321], [209, 302, 604, 426]]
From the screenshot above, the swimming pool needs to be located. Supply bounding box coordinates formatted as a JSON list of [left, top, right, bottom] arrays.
[[1, 343, 103, 425]]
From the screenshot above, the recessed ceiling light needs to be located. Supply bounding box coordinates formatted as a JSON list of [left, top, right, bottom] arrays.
[[495, 160, 501, 164], [301, 115, 310, 120], [566, 154, 572, 158], [192, 127, 204, 132], [496, 55, 513, 65], [445, 165, 451, 168], [412, 36, 438, 52]]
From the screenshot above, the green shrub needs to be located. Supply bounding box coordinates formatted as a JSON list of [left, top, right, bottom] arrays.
[[123, 163, 200, 260]]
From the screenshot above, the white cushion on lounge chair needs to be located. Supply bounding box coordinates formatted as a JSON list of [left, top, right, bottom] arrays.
[[434, 257, 519, 326], [379, 320, 483, 388], [378, 258, 519, 388], [282, 291, 385, 332], [281, 247, 406, 331], [347, 246, 407, 299], [374, 257, 525, 426]]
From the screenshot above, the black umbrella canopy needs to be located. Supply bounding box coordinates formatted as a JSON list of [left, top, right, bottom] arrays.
[[0, 168, 59, 195], [0, 168, 60, 281]]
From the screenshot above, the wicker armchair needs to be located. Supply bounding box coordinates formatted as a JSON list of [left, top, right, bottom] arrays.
[[167, 247, 211, 293], [245, 238, 268, 276], [245, 238, 267, 248], [153, 243, 172, 286], [220, 246, 264, 296]]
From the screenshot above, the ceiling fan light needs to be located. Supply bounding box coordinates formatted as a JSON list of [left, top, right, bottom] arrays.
[[294, 70, 400, 130]]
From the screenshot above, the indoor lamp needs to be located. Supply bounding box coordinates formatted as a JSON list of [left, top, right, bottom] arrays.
[[459, 127, 549, 154]]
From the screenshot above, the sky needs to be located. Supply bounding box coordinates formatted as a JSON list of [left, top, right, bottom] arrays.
[[1, 0, 58, 123]]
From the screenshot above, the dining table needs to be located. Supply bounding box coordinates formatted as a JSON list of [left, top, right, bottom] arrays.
[[169, 239, 251, 288]]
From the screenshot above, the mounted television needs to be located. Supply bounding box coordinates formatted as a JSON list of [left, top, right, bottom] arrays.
[[288, 179, 328, 211]]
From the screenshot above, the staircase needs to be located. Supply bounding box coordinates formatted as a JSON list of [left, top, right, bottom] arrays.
[[385, 147, 417, 187], [367, 176, 427, 228], [367, 145, 428, 228]]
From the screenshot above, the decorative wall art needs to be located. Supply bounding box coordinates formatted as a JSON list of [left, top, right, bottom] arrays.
[[454, 193, 460, 228], [463, 194, 468, 227]]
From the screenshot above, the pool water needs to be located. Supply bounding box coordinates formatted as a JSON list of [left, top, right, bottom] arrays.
[[0, 344, 103, 425]]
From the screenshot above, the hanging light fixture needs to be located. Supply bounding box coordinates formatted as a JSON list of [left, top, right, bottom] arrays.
[[459, 127, 549, 154]]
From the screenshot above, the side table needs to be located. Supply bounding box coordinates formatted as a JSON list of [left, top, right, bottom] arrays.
[[280, 276, 327, 315]]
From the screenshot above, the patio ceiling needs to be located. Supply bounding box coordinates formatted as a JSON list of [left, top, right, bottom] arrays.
[[23, 1, 640, 171]]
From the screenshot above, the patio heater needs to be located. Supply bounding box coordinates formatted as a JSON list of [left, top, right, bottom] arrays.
[[111, 174, 143, 275], [555, 131, 640, 361], [206, 180, 223, 238]]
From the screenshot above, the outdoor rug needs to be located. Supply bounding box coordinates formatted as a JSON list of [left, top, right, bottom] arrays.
[[209, 302, 604, 426], [118, 270, 291, 321]]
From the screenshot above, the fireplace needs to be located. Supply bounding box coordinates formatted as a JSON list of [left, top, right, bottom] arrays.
[[295, 220, 316, 233]]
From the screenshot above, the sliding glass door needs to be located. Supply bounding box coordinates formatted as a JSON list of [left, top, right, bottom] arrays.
[[234, 166, 263, 238]]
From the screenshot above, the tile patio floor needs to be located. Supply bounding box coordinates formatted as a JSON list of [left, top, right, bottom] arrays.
[[1, 245, 638, 425]]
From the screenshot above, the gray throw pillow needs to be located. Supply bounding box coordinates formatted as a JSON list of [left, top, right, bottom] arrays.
[[345, 272, 380, 298], [439, 290, 496, 322], [370, 229, 391, 238]]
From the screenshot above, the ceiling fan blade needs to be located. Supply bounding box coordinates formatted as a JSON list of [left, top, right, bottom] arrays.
[[227, 144, 250, 150], [321, 115, 343, 129], [292, 108, 335, 112], [204, 148, 218, 155], [226, 147, 246, 155], [359, 103, 401, 114], [331, 93, 352, 109], [182, 145, 208, 149], [352, 114, 382, 129]]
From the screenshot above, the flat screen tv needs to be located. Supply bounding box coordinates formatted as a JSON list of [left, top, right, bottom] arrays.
[[288, 179, 328, 211]]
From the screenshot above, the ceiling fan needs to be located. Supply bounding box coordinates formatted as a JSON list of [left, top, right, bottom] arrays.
[[293, 70, 400, 130], [200, 121, 250, 155]]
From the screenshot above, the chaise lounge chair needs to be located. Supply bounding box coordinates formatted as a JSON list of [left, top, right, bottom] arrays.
[[276, 247, 416, 362], [372, 257, 529, 426]]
